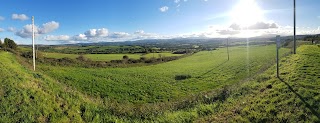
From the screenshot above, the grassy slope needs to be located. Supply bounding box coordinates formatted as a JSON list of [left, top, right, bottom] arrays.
[[195, 45, 320, 122], [38, 45, 289, 104], [0, 51, 121, 122]]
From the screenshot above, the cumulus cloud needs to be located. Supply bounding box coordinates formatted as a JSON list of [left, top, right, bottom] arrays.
[[39, 21, 59, 34], [217, 29, 240, 35], [134, 30, 145, 34], [84, 29, 97, 37], [229, 23, 241, 30], [159, 6, 169, 12], [15, 24, 39, 38], [12, 14, 29, 21], [73, 34, 88, 41], [110, 32, 130, 38], [248, 22, 278, 30], [229, 22, 278, 30], [0, 28, 4, 32], [84, 28, 108, 38], [74, 28, 108, 41], [134, 30, 159, 37], [7, 27, 16, 32], [0, 16, 4, 21], [45, 35, 70, 41], [174, 0, 180, 3], [96, 28, 108, 37], [15, 21, 59, 38]]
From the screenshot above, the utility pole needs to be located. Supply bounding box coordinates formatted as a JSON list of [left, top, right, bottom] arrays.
[[32, 16, 36, 71], [293, 0, 296, 54], [227, 38, 230, 61], [276, 35, 281, 78]]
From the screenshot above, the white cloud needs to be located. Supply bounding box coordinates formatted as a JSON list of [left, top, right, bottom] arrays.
[[12, 14, 29, 21], [45, 35, 70, 41], [248, 22, 278, 30], [204, 0, 208, 1], [72, 28, 108, 41], [134, 30, 145, 34], [84, 28, 108, 38], [7, 27, 16, 32], [39, 21, 59, 34], [74, 34, 88, 41], [110, 32, 130, 38], [0, 28, 4, 32], [159, 6, 169, 12], [15, 24, 39, 38], [229, 21, 279, 30], [174, 0, 180, 3], [15, 21, 60, 38], [0, 16, 4, 21], [96, 28, 108, 37], [229, 23, 241, 30], [84, 29, 97, 37], [217, 29, 240, 35]]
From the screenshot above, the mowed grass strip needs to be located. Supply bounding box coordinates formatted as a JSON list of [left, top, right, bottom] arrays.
[[39, 45, 290, 103]]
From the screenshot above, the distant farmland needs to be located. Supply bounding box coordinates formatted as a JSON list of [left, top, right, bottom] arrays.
[[41, 52, 183, 61]]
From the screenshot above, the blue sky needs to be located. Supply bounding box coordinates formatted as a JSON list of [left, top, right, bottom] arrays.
[[0, 0, 319, 44]]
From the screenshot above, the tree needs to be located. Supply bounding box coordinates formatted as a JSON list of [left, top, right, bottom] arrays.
[[123, 55, 129, 60], [0, 39, 2, 48], [3, 38, 17, 50]]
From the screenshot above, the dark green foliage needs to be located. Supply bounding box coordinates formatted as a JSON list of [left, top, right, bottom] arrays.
[[3, 38, 17, 50], [175, 74, 192, 80], [76, 55, 88, 61], [122, 55, 129, 59], [21, 51, 33, 58]]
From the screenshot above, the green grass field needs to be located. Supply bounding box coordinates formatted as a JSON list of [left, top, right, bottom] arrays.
[[38, 45, 290, 103], [42, 52, 183, 61], [195, 45, 320, 122], [1, 44, 319, 122]]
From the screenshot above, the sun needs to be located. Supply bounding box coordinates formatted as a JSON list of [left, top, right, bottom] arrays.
[[231, 0, 264, 28]]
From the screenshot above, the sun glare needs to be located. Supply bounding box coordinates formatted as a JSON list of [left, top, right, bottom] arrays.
[[231, 0, 264, 28]]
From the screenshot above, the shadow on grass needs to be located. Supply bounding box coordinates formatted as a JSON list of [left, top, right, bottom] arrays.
[[196, 60, 228, 78], [279, 78, 320, 120]]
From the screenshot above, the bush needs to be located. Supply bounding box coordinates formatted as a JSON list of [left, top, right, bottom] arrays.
[[123, 55, 129, 60], [76, 55, 87, 61], [175, 74, 191, 80], [21, 51, 33, 58]]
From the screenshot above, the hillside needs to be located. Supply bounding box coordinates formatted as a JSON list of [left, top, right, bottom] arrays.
[[196, 45, 320, 122], [0, 45, 319, 122], [0, 51, 116, 122]]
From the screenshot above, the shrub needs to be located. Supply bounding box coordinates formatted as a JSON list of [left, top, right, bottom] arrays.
[[76, 55, 87, 61], [123, 55, 129, 60], [175, 74, 191, 80], [21, 51, 33, 58]]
